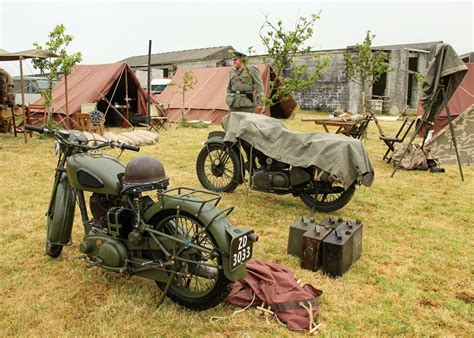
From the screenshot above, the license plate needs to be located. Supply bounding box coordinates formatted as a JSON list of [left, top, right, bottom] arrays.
[[229, 231, 253, 270]]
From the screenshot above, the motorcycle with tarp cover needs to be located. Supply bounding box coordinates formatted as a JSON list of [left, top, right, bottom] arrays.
[[25, 124, 256, 311], [196, 112, 374, 212]]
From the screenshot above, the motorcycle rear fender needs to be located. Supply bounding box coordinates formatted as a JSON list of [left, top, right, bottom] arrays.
[[47, 173, 76, 245], [143, 195, 248, 281]]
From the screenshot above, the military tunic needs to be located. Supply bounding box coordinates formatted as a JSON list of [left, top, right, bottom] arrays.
[[226, 65, 264, 113]]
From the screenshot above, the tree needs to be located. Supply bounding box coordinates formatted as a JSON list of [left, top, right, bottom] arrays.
[[32, 24, 82, 121], [344, 30, 392, 113], [258, 13, 329, 107], [176, 70, 197, 122]]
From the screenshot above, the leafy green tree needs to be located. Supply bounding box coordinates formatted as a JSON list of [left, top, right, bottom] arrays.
[[176, 70, 197, 122], [32, 24, 82, 120], [344, 30, 392, 113], [258, 13, 329, 107]]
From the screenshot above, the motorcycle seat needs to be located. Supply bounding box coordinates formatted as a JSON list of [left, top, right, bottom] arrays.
[[121, 178, 169, 195]]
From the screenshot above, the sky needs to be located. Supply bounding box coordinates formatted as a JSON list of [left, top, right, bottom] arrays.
[[0, 0, 472, 76]]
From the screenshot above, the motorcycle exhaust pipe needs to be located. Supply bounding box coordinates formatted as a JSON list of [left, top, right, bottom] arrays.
[[192, 264, 218, 279]]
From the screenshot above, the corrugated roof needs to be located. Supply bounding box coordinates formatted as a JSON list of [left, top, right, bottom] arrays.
[[123, 46, 234, 67]]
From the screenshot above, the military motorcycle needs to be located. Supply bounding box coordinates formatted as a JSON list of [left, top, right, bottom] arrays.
[[25, 125, 256, 311], [195, 112, 374, 213]]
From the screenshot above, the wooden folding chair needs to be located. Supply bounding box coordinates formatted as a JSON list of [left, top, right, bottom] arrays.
[[380, 118, 416, 162]]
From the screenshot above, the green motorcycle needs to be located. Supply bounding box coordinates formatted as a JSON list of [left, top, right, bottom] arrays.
[[25, 125, 256, 310]]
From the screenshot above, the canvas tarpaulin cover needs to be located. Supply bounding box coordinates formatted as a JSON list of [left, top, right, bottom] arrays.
[[0, 48, 58, 61], [418, 63, 474, 134], [157, 64, 298, 124], [222, 112, 374, 189], [418, 44, 468, 132]]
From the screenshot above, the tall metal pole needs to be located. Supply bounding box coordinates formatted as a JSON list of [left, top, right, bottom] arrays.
[[64, 74, 70, 129], [19, 56, 27, 143], [124, 66, 129, 128], [147, 40, 152, 116], [442, 87, 464, 182]]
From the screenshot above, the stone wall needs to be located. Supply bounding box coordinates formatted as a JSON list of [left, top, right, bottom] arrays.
[[291, 51, 351, 112]]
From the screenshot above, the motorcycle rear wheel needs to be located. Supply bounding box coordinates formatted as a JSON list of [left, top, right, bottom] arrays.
[[299, 182, 356, 212], [196, 143, 241, 192], [150, 211, 233, 311]]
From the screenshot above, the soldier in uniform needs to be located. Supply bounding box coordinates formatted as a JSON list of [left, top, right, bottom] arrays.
[[226, 51, 265, 113], [0, 67, 15, 107]]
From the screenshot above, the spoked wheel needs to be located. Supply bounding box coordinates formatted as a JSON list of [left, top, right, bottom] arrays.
[[149, 211, 232, 311], [196, 143, 241, 192], [299, 182, 356, 213]]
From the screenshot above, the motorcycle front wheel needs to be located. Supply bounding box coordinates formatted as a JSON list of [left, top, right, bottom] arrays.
[[196, 143, 241, 192], [299, 182, 356, 213], [149, 211, 233, 311]]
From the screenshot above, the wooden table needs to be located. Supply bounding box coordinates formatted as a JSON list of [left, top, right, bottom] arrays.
[[301, 117, 368, 137]]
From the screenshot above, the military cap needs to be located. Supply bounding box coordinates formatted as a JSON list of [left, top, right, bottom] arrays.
[[229, 49, 246, 59]]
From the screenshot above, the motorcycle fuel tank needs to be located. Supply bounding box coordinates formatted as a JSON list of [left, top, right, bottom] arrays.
[[67, 153, 125, 195]]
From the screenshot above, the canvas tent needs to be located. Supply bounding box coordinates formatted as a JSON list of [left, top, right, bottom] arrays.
[[157, 64, 298, 124], [0, 48, 58, 141], [31, 62, 150, 127], [418, 63, 474, 134], [426, 104, 474, 165]]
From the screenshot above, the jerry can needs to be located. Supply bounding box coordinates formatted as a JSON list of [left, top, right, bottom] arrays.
[[301, 223, 333, 271], [322, 227, 354, 277], [337, 219, 363, 262], [287, 217, 316, 257]]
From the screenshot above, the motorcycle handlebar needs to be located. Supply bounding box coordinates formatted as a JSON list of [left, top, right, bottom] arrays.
[[24, 125, 45, 134], [121, 143, 140, 152], [25, 125, 140, 152]]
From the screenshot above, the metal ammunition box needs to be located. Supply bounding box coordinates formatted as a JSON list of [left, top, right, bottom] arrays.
[[322, 228, 353, 277], [287, 217, 316, 257], [301, 224, 333, 271]]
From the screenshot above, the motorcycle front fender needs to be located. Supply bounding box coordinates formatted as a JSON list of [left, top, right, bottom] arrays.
[[143, 194, 249, 282], [47, 173, 76, 245]]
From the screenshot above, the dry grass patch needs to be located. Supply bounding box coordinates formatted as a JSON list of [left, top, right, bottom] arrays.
[[0, 110, 472, 335]]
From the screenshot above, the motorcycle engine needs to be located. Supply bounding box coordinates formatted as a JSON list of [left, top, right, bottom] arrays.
[[90, 193, 120, 226], [252, 169, 290, 191]]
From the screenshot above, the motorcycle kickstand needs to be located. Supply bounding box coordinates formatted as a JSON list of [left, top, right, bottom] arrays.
[[157, 271, 177, 306]]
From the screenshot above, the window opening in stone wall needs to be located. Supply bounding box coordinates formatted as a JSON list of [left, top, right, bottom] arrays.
[[407, 56, 419, 107], [372, 72, 386, 97]]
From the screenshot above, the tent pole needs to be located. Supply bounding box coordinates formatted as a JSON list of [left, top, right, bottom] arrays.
[[103, 68, 124, 119], [19, 56, 26, 143], [147, 40, 152, 116], [124, 66, 129, 128], [442, 86, 464, 181], [64, 74, 70, 129]]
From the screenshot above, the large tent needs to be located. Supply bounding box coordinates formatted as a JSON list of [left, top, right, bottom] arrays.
[[157, 64, 298, 124], [427, 104, 474, 165], [31, 62, 149, 127]]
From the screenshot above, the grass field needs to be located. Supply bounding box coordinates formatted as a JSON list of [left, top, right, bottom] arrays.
[[0, 110, 472, 335]]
